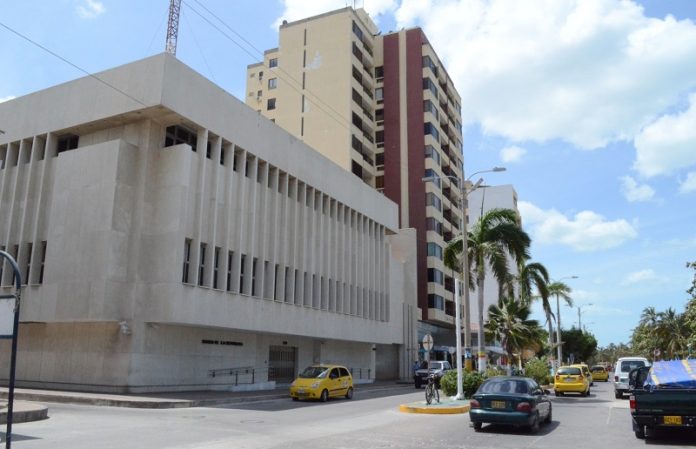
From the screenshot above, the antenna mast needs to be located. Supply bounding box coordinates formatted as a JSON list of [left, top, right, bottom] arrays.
[[165, 0, 182, 55]]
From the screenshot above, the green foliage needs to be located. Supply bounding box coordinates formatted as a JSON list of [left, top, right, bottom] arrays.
[[561, 328, 598, 363], [486, 297, 544, 370], [524, 357, 550, 385], [484, 366, 506, 378], [440, 370, 486, 398]]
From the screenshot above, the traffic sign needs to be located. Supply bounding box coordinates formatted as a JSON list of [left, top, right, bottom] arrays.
[[0, 296, 15, 338], [422, 334, 434, 351]]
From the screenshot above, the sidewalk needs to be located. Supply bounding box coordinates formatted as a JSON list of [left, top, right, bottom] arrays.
[[0, 380, 411, 409]]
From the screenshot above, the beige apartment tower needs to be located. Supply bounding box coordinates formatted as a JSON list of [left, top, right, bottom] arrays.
[[248, 8, 465, 355]]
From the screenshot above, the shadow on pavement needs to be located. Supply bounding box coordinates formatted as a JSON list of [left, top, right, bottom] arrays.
[[0, 432, 42, 443], [475, 420, 560, 436], [643, 427, 696, 446], [213, 385, 414, 411]]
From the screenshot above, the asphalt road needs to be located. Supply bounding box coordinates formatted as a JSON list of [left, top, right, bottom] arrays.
[[2, 381, 695, 448]]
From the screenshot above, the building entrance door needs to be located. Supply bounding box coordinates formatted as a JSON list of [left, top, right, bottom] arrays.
[[268, 345, 297, 383]]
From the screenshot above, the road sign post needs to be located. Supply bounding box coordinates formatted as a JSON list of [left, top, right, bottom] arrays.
[[1, 250, 22, 449]]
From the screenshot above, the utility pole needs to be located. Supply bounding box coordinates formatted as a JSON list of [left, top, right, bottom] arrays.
[[165, 0, 182, 55]]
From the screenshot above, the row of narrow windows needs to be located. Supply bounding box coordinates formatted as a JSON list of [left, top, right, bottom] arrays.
[[0, 135, 78, 169], [182, 239, 387, 320], [0, 241, 47, 286]]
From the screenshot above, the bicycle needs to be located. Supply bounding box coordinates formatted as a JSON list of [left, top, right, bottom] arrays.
[[424, 373, 440, 405]]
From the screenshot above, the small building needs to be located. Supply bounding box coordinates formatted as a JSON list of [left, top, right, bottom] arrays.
[[0, 53, 418, 393]]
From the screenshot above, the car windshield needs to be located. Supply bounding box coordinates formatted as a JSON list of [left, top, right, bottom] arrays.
[[621, 361, 646, 372], [558, 367, 581, 375], [479, 379, 530, 394], [298, 366, 330, 379], [429, 362, 445, 370], [591, 366, 605, 372]]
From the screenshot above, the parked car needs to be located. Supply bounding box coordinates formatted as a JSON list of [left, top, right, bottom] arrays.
[[289, 365, 353, 402], [469, 376, 553, 434], [413, 360, 452, 388], [614, 356, 650, 399], [629, 359, 696, 439], [590, 365, 609, 382], [554, 366, 590, 396]]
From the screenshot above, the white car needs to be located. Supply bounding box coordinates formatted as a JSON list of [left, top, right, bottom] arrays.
[[614, 356, 650, 398]]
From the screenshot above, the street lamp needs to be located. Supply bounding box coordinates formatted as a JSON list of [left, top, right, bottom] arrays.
[[577, 303, 593, 331], [423, 166, 506, 398], [554, 275, 578, 366]]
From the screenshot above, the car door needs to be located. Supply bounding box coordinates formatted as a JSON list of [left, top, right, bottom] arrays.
[[531, 381, 550, 418], [327, 368, 341, 397]]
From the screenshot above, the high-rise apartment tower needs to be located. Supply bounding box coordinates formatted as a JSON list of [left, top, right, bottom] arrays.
[[247, 7, 464, 349]]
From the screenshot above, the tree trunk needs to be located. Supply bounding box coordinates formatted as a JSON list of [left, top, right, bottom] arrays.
[[477, 274, 487, 372]]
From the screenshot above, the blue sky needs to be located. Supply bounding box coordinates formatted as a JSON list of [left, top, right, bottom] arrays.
[[1, 0, 695, 347]]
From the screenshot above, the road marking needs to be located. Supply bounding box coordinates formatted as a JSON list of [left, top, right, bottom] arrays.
[[606, 406, 612, 425]]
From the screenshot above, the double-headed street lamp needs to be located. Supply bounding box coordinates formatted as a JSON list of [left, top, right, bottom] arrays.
[[577, 303, 593, 331], [423, 166, 505, 399]]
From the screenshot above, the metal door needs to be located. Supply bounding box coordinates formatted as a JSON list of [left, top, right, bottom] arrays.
[[268, 345, 297, 383]]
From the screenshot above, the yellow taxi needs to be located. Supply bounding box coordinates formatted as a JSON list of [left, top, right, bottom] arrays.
[[590, 365, 609, 381], [289, 365, 353, 402], [571, 363, 594, 386], [554, 365, 590, 396]]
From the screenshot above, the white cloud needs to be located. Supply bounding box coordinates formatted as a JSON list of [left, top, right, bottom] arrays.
[[634, 93, 696, 177], [622, 269, 662, 285], [0, 96, 15, 103], [519, 201, 638, 252], [500, 145, 526, 163], [680, 171, 696, 193], [275, 0, 396, 29], [619, 175, 655, 202], [76, 0, 105, 19], [394, 0, 696, 149]]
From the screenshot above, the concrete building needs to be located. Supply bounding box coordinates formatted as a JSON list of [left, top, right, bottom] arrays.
[[0, 53, 419, 393], [247, 8, 464, 357]]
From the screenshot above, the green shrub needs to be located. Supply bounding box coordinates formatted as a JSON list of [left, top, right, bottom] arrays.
[[484, 366, 506, 378], [440, 370, 458, 396], [440, 370, 485, 398], [524, 357, 550, 385]]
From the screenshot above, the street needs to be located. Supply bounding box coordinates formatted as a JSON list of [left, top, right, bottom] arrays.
[[3, 381, 695, 448]]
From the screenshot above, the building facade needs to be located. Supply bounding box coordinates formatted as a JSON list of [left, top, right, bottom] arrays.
[[247, 8, 464, 357], [0, 53, 419, 393]]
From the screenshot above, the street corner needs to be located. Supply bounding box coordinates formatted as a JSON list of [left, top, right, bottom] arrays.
[[0, 400, 49, 424], [399, 397, 470, 415]]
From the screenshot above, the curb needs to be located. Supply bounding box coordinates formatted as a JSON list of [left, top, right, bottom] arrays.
[[0, 401, 49, 424], [399, 401, 470, 415]]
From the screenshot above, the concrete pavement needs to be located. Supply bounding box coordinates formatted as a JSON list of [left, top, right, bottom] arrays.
[[0, 380, 412, 409]]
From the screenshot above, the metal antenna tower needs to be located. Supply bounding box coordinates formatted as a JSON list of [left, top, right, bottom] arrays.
[[165, 0, 182, 55]]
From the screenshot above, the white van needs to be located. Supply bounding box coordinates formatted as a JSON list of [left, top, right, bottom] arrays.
[[614, 356, 650, 398]]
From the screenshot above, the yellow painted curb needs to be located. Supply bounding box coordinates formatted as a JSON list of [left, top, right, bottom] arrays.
[[399, 403, 471, 415]]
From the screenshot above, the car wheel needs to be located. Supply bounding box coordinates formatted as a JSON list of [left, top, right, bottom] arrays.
[[633, 422, 645, 439], [414, 380, 421, 389], [320, 389, 329, 402], [292, 397, 299, 402], [529, 413, 540, 434], [544, 404, 552, 424], [345, 387, 353, 400], [558, 391, 564, 396], [554, 391, 560, 397], [614, 391, 622, 399], [472, 422, 482, 432]]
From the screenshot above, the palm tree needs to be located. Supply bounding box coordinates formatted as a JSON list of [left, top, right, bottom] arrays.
[[517, 261, 550, 306], [547, 281, 573, 361], [485, 297, 542, 374], [640, 307, 659, 327], [444, 208, 531, 371]]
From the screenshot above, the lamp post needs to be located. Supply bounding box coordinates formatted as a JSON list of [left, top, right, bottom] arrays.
[[423, 166, 505, 397], [577, 303, 593, 331], [554, 275, 578, 366]]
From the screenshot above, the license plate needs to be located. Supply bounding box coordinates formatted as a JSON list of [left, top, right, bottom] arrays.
[[564, 378, 575, 383], [297, 389, 305, 394], [664, 416, 682, 425], [491, 400, 506, 409]]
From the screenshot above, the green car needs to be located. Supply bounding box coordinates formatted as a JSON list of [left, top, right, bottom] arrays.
[[470, 376, 553, 434]]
